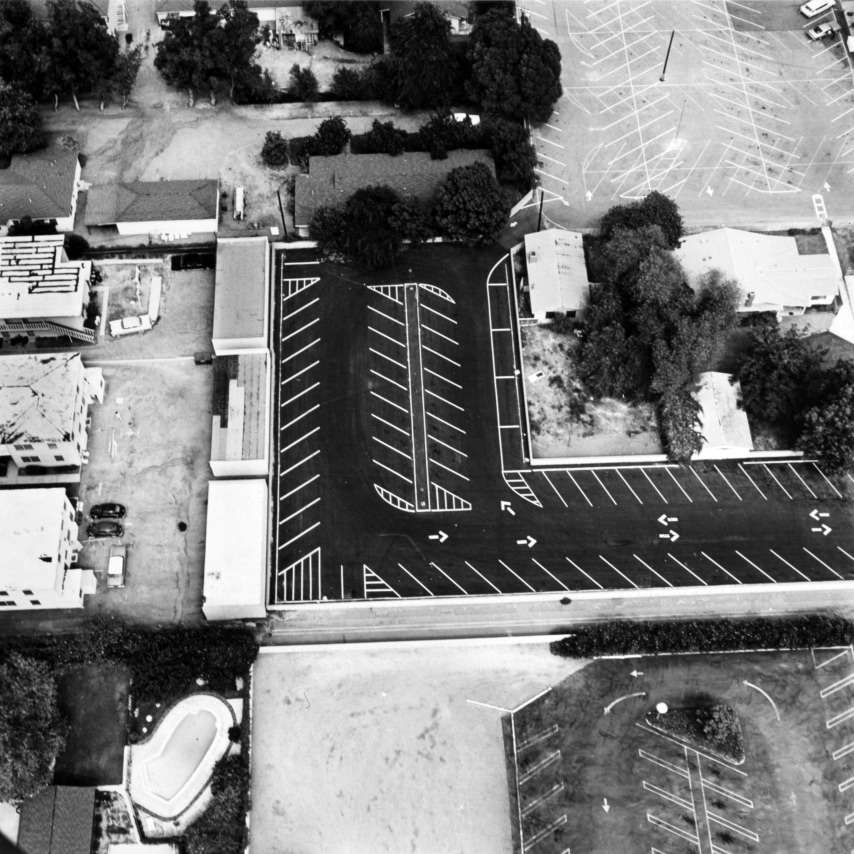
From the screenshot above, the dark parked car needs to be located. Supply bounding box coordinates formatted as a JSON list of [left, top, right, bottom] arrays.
[[87, 520, 124, 539], [90, 503, 126, 519]]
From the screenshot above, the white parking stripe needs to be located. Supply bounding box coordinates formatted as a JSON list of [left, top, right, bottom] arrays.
[[398, 562, 433, 595], [278, 521, 320, 550], [423, 344, 461, 368], [368, 325, 406, 349], [282, 297, 320, 323], [665, 469, 692, 503], [667, 554, 707, 587], [770, 550, 811, 582], [280, 449, 320, 477], [428, 434, 467, 457], [280, 404, 319, 432], [738, 464, 767, 500], [592, 472, 617, 505], [370, 347, 407, 371], [371, 368, 407, 392], [701, 552, 741, 584], [426, 389, 464, 411], [424, 367, 462, 389], [599, 556, 637, 589], [372, 412, 410, 437], [689, 468, 718, 501], [369, 304, 404, 326], [373, 435, 410, 460], [370, 390, 408, 415], [282, 338, 320, 364], [543, 472, 567, 507], [281, 360, 319, 386], [281, 426, 320, 454], [714, 466, 742, 500], [422, 323, 458, 345], [736, 551, 777, 583], [282, 382, 320, 409], [762, 464, 792, 500], [567, 472, 593, 507], [430, 457, 469, 481], [280, 497, 321, 524], [788, 463, 816, 498], [803, 548, 844, 580], [422, 303, 457, 325], [499, 559, 536, 592], [427, 410, 465, 433], [566, 556, 603, 589], [465, 561, 502, 593], [618, 471, 642, 504], [633, 554, 672, 587], [532, 558, 570, 591], [838, 547, 854, 564], [430, 562, 467, 594], [282, 317, 319, 342], [373, 457, 412, 484], [641, 470, 667, 503], [814, 463, 844, 498], [280, 473, 319, 501]]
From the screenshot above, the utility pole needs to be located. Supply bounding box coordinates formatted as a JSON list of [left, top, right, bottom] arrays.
[[537, 188, 545, 232], [660, 30, 675, 82]]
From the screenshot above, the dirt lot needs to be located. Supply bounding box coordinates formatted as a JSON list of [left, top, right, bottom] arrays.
[[513, 650, 854, 854], [249, 641, 587, 854], [520, 324, 662, 458]]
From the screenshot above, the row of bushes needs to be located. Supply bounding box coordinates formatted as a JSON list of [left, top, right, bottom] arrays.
[[184, 755, 250, 854], [262, 111, 537, 193], [549, 614, 854, 657]]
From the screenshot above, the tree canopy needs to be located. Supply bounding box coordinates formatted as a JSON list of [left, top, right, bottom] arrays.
[[600, 190, 684, 249], [466, 9, 562, 125], [0, 653, 68, 803], [0, 81, 44, 157], [798, 360, 854, 472], [304, 1, 383, 53], [434, 161, 509, 246]]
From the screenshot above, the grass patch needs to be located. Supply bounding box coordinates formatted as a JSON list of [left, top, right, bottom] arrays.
[[646, 704, 744, 764]]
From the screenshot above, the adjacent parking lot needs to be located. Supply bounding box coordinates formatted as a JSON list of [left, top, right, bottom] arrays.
[[528, 0, 854, 227]]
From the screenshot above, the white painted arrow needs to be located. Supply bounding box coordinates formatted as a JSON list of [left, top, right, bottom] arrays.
[[429, 531, 448, 543], [706, 185, 714, 196], [516, 536, 537, 548], [657, 514, 678, 526], [585, 190, 593, 201], [500, 501, 515, 516], [602, 798, 610, 813], [824, 181, 832, 192], [603, 691, 646, 714], [809, 509, 830, 521], [630, 670, 644, 678], [811, 524, 832, 536], [790, 792, 797, 806], [658, 530, 679, 542]]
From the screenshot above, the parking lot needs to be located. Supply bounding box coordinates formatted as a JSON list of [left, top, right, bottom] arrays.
[[527, 0, 854, 227]]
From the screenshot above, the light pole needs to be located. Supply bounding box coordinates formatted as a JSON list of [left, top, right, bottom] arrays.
[[660, 30, 675, 82]]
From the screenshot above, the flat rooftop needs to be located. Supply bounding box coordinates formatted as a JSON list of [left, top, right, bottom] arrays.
[[211, 353, 268, 463], [212, 237, 269, 346]]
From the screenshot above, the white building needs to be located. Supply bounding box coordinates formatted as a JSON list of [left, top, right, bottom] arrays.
[[0, 353, 104, 470], [0, 234, 95, 345], [524, 229, 590, 322], [693, 372, 754, 460], [675, 228, 839, 318], [202, 479, 268, 620], [0, 488, 94, 610]]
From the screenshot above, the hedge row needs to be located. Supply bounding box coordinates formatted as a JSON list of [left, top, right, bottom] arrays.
[[549, 614, 853, 658]]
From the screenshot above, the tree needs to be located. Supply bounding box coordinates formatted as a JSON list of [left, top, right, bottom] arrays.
[[287, 64, 319, 102], [113, 44, 142, 109], [417, 109, 485, 160], [434, 161, 509, 246], [387, 2, 457, 110], [467, 9, 562, 125], [313, 116, 351, 155], [45, 0, 119, 111], [0, 0, 50, 101], [658, 388, 703, 462], [352, 119, 408, 156], [261, 130, 289, 166], [330, 66, 364, 101], [0, 81, 44, 157], [309, 205, 348, 258], [797, 359, 854, 472], [484, 116, 537, 191], [600, 190, 684, 249], [389, 197, 435, 245], [342, 185, 403, 270], [208, 0, 261, 102], [0, 653, 68, 803], [303, 1, 383, 54], [184, 756, 250, 854]]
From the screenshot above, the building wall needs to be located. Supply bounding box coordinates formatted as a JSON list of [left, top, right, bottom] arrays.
[[115, 217, 218, 237]]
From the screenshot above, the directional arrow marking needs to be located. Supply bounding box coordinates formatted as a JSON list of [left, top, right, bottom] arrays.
[[811, 524, 832, 536], [500, 501, 515, 516], [585, 190, 593, 201], [657, 514, 678, 526], [602, 798, 610, 813], [516, 535, 537, 548], [630, 670, 644, 678], [809, 509, 829, 521], [429, 531, 448, 543], [658, 530, 679, 542]]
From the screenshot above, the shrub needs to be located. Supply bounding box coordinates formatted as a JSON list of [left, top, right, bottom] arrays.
[[434, 160, 509, 246], [261, 130, 289, 167], [313, 116, 351, 156], [600, 190, 683, 249], [484, 116, 537, 192], [183, 756, 250, 854], [389, 197, 435, 245], [417, 109, 487, 160], [64, 233, 89, 260], [309, 205, 348, 257], [287, 64, 319, 102], [350, 119, 407, 156], [329, 66, 364, 101], [658, 389, 702, 463], [288, 135, 314, 171], [647, 704, 744, 764]]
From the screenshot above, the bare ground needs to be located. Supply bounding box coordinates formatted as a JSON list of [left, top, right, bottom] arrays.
[[520, 325, 662, 459]]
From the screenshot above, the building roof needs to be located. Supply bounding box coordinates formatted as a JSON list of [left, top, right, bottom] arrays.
[[203, 479, 268, 619], [0, 488, 75, 591], [694, 372, 753, 454], [84, 180, 218, 226], [0, 235, 89, 321], [294, 149, 494, 227], [0, 353, 85, 445], [211, 353, 268, 463], [0, 150, 80, 224], [525, 229, 589, 317], [17, 786, 94, 854], [675, 228, 839, 313], [213, 237, 268, 345]]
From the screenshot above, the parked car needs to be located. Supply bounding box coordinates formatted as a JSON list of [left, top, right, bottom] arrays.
[[107, 545, 126, 589], [90, 503, 126, 519], [807, 21, 836, 39], [87, 520, 124, 539], [800, 0, 835, 17]]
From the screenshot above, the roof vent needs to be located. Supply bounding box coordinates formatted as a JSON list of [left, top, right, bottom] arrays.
[[745, 291, 755, 307]]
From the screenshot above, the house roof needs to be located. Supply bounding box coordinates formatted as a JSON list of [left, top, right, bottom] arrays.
[[693, 372, 753, 453], [0, 235, 89, 321], [524, 229, 589, 317], [294, 149, 494, 227], [0, 151, 79, 224], [0, 353, 85, 445], [675, 228, 839, 313], [213, 237, 268, 346], [17, 786, 95, 854], [84, 180, 218, 226], [211, 352, 268, 463]]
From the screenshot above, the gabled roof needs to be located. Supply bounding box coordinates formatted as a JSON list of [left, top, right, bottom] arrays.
[[675, 227, 839, 312], [17, 786, 95, 854], [294, 149, 494, 227], [0, 353, 85, 445], [525, 229, 589, 316], [0, 151, 80, 223], [84, 180, 218, 225]]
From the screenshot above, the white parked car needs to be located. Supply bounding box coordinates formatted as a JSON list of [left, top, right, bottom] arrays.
[[109, 315, 152, 337], [807, 22, 837, 39], [800, 0, 835, 18], [107, 544, 126, 589]]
